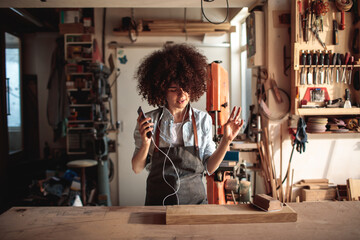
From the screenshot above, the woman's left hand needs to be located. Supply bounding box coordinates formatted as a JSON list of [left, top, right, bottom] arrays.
[[223, 106, 244, 143]]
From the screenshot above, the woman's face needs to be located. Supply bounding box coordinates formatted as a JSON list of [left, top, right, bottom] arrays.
[[166, 84, 190, 110]]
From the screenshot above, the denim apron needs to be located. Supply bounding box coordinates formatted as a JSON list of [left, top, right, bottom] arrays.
[[145, 108, 207, 205]]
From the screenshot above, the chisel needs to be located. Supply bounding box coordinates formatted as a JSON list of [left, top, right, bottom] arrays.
[[331, 52, 337, 83], [306, 50, 312, 85], [324, 50, 330, 84], [348, 56, 354, 85], [319, 50, 325, 84], [336, 53, 342, 83], [312, 50, 318, 85], [342, 52, 350, 83], [300, 50, 306, 85]]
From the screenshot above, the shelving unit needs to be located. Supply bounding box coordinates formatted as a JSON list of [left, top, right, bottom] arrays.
[[64, 33, 95, 155], [291, 1, 360, 117]]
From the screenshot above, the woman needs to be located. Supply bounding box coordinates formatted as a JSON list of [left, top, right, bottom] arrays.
[[132, 44, 243, 206]]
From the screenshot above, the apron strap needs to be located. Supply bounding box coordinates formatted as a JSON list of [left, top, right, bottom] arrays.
[[155, 117, 161, 150], [191, 111, 199, 151], [155, 107, 199, 151]]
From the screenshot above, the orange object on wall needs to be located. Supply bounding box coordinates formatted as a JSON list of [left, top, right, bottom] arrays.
[[206, 175, 226, 205], [206, 171, 237, 205], [206, 62, 230, 134]]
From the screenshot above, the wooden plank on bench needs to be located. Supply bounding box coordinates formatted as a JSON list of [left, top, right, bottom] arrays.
[[166, 204, 297, 225]]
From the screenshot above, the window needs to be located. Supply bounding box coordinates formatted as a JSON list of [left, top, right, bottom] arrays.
[[5, 32, 23, 154], [240, 20, 252, 122], [230, 9, 251, 124]]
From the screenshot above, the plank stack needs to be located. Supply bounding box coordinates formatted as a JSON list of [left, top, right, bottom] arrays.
[[142, 19, 234, 34], [295, 179, 336, 201], [347, 178, 360, 201]]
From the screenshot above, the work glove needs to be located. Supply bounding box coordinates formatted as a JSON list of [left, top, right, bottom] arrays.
[[294, 117, 308, 154]]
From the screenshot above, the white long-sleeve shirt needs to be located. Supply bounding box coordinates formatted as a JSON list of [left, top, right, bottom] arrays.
[[133, 106, 216, 172]]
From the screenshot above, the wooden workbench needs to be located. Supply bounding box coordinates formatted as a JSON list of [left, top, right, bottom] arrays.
[[0, 202, 359, 239]]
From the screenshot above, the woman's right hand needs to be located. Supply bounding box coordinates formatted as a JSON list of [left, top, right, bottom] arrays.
[[137, 113, 154, 145]]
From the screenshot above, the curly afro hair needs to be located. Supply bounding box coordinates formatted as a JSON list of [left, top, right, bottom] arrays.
[[135, 44, 208, 107]]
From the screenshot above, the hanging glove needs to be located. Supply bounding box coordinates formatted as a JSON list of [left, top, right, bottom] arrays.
[[294, 117, 308, 154]]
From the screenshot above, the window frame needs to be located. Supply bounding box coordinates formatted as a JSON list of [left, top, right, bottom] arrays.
[[2, 30, 24, 160]]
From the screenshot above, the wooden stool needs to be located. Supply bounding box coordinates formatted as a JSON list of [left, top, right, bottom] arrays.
[[67, 160, 97, 205]]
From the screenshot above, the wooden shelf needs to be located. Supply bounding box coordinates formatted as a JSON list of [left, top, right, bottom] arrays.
[[68, 120, 93, 123], [68, 72, 93, 76], [66, 41, 92, 45], [67, 151, 87, 155], [297, 107, 360, 116], [66, 57, 92, 61], [307, 130, 360, 134], [296, 65, 360, 69], [68, 127, 93, 130], [67, 88, 91, 91], [113, 20, 235, 38], [113, 30, 230, 37], [70, 104, 93, 107], [231, 141, 258, 150]]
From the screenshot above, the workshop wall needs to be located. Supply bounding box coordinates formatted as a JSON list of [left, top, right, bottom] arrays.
[[265, 0, 360, 197]]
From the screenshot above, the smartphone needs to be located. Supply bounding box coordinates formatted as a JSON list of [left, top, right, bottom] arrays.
[[137, 106, 152, 138]]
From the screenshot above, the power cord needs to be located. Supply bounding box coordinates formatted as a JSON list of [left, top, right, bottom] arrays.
[[201, 0, 229, 24], [151, 140, 181, 206]]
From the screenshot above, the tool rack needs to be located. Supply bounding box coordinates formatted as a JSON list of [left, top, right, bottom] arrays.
[[291, 0, 360, 117]]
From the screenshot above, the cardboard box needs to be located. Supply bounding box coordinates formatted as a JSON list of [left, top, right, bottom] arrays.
[[59, 23, 84, 34]]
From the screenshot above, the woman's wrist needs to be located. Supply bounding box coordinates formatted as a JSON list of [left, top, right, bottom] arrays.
[[141, 140, 151, 151], [220, 136, 232, 146]]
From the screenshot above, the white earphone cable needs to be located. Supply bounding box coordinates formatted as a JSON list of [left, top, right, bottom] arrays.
[[149, 105, 189, 206]]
